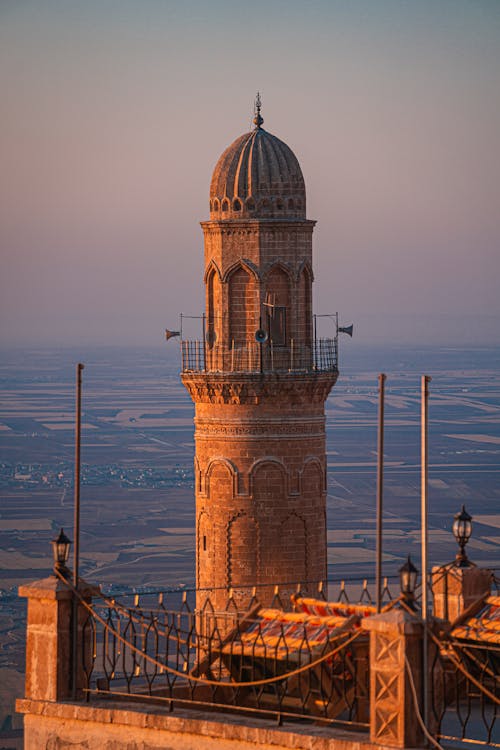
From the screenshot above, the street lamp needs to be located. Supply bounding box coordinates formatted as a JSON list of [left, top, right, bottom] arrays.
[[399, 555, 418, 609], [452, 505, 472, 567], [51, 528, 71, 578]]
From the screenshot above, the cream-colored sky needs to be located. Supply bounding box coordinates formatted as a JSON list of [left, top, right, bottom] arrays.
[[1, 0, 499, 347]]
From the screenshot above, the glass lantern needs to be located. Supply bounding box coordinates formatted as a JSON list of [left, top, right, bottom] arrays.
[[452, 505, 472, 567], [51, 528, 71, 577], [399, 555, 418, 608]]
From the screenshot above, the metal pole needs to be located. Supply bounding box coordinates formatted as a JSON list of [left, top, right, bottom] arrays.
[[421, 374, 431, 729], [72, 362, 84, 700], [73, 363, 84, 586], [337, 312, 340, 369], [376, 373, 386, 613], [313, 314, 317, 368], [202, 313, 206, 372]]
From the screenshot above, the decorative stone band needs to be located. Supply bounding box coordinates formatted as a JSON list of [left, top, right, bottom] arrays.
[[194, 415, 325, 439], [200, 219, 316, 236], [181, 371, 338, 406]]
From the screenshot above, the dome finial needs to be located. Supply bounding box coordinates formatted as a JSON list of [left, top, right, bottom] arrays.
[[253, 92, 264, 129]]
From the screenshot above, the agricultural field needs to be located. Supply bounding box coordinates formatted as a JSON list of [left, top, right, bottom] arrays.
[[1, 343, 499, 732]]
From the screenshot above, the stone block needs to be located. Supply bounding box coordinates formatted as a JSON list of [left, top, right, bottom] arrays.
[[431, 565, 492, 623]]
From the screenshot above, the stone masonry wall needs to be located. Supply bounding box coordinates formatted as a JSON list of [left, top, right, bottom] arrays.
[[185, 214, 335, 612]]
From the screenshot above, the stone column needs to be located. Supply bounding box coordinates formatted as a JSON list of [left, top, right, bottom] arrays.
[[432, 564, 491, 623], [19, 575, 97, 702], [362, 608, 430, 748]]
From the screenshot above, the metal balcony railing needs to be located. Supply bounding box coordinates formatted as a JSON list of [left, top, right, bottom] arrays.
[[78, 578, 500, 744], [80, 584, 371, 730], [180, 338, 338, 375]]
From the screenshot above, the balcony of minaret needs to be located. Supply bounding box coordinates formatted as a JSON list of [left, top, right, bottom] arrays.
[[181, 261, 338, 377], [180, 335, 337, 376]]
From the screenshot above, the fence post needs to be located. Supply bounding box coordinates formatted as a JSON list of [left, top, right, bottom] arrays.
[[362, 607, 436, 748], [19, 575, 97, 702], [431, 564, 491, 623]]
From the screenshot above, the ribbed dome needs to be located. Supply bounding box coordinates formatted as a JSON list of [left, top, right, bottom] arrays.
[[209, 126, 306, 220]]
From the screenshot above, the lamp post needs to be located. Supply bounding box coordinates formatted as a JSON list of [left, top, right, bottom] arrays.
[[51, 528, 72, 579], [452, 505, 472, 567], [376, 373, 386, 614], [399, 555, 418, 610]]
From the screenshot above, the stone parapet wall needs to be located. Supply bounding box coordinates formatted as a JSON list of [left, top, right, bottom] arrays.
[[17, 698, 395, 750]]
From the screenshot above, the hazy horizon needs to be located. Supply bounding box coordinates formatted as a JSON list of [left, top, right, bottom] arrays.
[[1, 1, 499, 348]]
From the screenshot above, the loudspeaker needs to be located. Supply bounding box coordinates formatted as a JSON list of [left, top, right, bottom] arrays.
[[255, 329, 268, 343], [338, 324, 353, 337], [165, 329, 180, 341]]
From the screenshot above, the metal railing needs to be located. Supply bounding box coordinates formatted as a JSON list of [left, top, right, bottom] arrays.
[[98, 577, 398, 614], [180, 338, 338, 375], [81, 589, 370, 729], [73, 576, 499, 744], [97, 571, 500, 616], [430, 625, 499, 747]]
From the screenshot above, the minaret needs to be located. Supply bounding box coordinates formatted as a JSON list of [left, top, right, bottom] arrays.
[[181, 97, 338, 610]]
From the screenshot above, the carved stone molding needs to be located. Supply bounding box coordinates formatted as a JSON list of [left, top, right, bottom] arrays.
[[182, 371, 337, 405], [195, 420, 323, 439]]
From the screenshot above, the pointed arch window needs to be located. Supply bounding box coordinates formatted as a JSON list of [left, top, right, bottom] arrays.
[[267, 307, 287, 346], [265, 266, 290, 347]]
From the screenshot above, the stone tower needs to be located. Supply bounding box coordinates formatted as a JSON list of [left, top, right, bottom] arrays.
[[181, 100, 338, 610]]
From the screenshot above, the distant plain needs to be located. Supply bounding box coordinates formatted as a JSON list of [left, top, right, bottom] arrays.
[[0, 343, 499, 729]]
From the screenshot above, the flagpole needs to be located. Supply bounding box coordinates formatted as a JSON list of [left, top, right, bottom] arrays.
[[376, 373, 386, 613], [72, 362, 84, 700], [421, 374, 431, 728]]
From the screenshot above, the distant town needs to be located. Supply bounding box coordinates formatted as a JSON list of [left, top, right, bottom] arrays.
[[0, 462, 193, 490], [1, 344, 499, 735]]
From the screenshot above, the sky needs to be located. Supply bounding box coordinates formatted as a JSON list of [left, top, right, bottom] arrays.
[[1, 0, 499, 348]]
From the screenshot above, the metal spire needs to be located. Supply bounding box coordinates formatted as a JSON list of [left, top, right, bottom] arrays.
[[253, 92, 263, 129]]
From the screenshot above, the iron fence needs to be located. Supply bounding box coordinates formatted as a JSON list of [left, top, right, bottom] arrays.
[[98, 576, 398, 614], [430, 634, 499, 747], [71, 575, 500, 744], [96, 571, 499, 621], [180, 338, 338, 374], [81, 591, 370, 730]]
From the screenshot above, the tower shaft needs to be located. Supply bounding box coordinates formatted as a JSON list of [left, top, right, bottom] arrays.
[[181, 117, 338, 611]]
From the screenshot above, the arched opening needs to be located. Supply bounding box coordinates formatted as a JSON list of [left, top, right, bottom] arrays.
[[233, 198, 242, 212], [206, 460, 234, 502], [252, 460, 287, 584], [206, 268, 216, 348], [222, 198, 229, 212], [300, 460, 325, 584], [298, 267, 312, 348], [252, 460, 286, 502], [228, 266, 258, 346], [265, 266, 290, 347], [281, 513, 307, 585], [227, 513, 258, 588]]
